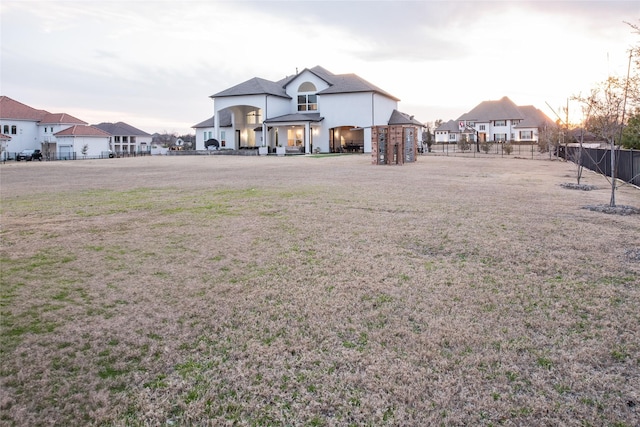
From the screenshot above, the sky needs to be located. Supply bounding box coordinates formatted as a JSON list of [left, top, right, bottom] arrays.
[[1, 0, 638, 135]]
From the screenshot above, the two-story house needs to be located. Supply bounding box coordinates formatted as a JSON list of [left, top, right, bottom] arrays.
[[0, 96, 152, 159], [435, 96, 555, 144], [208, 65, 418, 154], [93, 122, 152, 154]]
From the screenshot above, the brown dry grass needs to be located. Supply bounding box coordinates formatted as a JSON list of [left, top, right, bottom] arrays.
[[1, 154, 639, 426]]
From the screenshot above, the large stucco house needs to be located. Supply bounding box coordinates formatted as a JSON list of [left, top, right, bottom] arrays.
[[435, 96, 555, 144], [0, 96, 151, 159], [205, 65, 420, 154]]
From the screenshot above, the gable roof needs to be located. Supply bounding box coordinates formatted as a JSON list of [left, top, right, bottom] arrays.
[[192, 109, 232, 128], [458, 96, 524, 122], [93, 121, 150, 136], [514, 105, 554, 128], [0, 96, 49, 121], [40, 112, 87, 125], [316, 72, 400, 101], [211, 66, 400, 102], [435, 119, 461, 132], [388, 110, 423, 126], [55, 125, 111, 137], [193, 116, 214, 128], [211, 77, 291, 99], [277, 65, 336, 87]]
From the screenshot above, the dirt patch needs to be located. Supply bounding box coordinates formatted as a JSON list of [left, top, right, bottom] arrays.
[[1, 155, 639, 426], [582, 204, 640, 215], [560, 182, 598, 191]]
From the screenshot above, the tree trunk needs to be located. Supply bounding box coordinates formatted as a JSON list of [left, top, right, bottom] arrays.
[[609, 140, 616, 207]]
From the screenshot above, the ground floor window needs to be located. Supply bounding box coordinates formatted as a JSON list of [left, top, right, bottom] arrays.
[[494, 133, 507, 142], [287, 128, 304, 147], [519, 130, 533, 140]]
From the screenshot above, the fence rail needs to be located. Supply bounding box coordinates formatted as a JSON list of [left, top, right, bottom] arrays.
[[558, 146, 640, 187], [2, 151, 151, 162], [425, 143, 556, 160]]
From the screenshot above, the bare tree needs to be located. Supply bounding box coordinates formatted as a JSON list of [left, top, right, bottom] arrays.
[[573, 77, 626, 206]]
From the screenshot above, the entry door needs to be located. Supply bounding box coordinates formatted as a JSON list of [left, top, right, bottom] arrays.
[[235, 130, 241, 148]]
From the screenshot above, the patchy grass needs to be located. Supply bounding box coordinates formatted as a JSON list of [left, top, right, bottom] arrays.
[[0, 155, 638, 426]]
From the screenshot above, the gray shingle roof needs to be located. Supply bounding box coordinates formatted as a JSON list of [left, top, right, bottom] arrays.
[[458, 96, 524, 122], [388, 110, 423, 126], [93, 122, 150, 136], [192, 109, 232, 128], [211, 66, 399, 102], [316, 73, 400, 101], [211, 77, 291, 99], [264, 113, 323, 123], [514, 105, 554, 128], [192, 116, 214, 128], [276, 65, 336, 87], [435, 120, 461, 132]]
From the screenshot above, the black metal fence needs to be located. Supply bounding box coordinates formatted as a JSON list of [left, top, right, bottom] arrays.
[[426, 143, 553, 160], [3, 151, 150, 162], [558, 146, 640, 187]]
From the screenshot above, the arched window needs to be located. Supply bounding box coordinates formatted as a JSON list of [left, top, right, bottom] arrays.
[[297, 82, 318, 112], [298, 82, 316, 92]]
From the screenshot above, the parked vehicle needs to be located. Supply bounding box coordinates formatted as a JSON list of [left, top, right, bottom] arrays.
[[16, 149, 43, 161]]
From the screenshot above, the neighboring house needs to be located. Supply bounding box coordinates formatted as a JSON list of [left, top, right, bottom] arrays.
[[54, 125, 111, 159], [435, 96, 555, 144], [0, 96, 49, 153], [434, 120, 464, 144], [0, 96, 152, 159], [93, 122, 152, 154], [192, 110, 232, 150], [208, 65, 418, 154], [39, 112, 88, 159]]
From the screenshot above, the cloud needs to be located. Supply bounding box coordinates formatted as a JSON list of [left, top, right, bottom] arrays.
[[1, 0, 637, 133]]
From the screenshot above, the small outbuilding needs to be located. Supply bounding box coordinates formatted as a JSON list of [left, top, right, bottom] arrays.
[[371, 110, 423, 165]]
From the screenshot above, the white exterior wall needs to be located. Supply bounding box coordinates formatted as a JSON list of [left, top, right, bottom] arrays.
[[195, 127, 214, 150], [514, 127, 539, 142], [56, 136, 111, 157], [320, 93, 397, 153], [38, 123, 76, 146], [0, 119, 39, 152], [435, 131, 450, 143], [138, 135, 152, 151]]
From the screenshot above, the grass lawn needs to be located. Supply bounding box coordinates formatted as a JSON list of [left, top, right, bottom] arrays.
[[1, 154, 639, 426]]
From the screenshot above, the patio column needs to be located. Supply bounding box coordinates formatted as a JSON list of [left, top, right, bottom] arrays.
[[304, 122, 310, 154], [262, 122, 269, 148]]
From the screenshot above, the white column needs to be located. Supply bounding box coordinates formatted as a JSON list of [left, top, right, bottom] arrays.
[[262, 122, 268, 147], [304, 122, 310, 154]]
